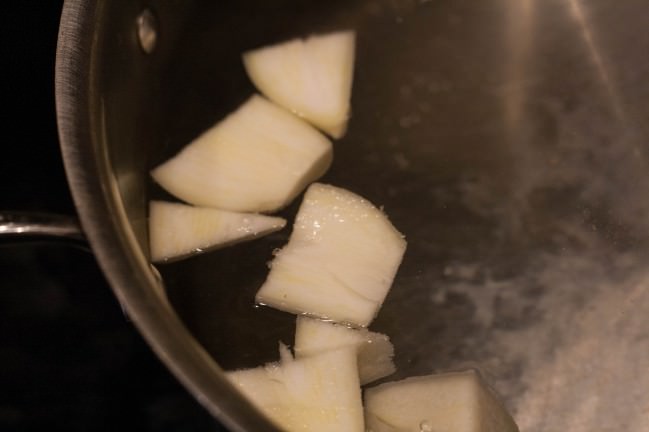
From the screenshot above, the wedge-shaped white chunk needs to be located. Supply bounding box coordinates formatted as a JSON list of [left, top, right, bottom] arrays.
[[278, 341, 294, 364], [294, 316, 395, 385], [364, 370, 520, 432], [243, 31, 355, 138], [149, 200, 285, 262], [227, 347, 364, 432], [151, 95, 333, 212], [256, 183, 407, 327]]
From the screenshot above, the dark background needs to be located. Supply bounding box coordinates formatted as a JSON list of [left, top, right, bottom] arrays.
[[1, 3, 225, 431]]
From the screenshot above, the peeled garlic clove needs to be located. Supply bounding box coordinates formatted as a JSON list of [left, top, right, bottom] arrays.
[[294, 316, 395, 385], [148, 200, 286, 262], [255, 183, 407, 327], [364, 370, 520, 432], [227, 348, 364, 432], [151, 95, 332, 213], [243, 31, 355, 138]]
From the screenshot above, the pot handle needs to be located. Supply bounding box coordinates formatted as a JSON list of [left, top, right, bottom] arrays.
[[0, 212, 88, 249]]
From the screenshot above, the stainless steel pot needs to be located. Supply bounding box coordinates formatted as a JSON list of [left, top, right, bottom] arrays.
[[49, 0, 649, 430]]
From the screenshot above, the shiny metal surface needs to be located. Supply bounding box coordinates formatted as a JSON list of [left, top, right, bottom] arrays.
[[55, 1, 278, 431], [0, 212, 84, 244], [57, 0, 649, 430], [136, 9, 158, 55]]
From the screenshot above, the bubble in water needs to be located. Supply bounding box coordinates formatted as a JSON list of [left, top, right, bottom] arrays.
[[419, 420, 433, 432]]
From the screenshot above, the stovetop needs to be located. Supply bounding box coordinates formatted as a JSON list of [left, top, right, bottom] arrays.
[[1, 3, 224, 430]]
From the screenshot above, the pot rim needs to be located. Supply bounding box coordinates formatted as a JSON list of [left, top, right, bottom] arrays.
[[54, 1, 278, 430]]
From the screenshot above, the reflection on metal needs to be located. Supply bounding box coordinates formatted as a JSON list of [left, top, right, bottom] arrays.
[[567, 0, 624, 120], [0, 212, 85, 245], [503, 0, 534, 131], [136, 9, 158, 54]]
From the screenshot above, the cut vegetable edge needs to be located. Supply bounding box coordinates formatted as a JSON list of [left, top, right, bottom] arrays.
[[364, 370, 520, 432], [255, 182, 407, 327], [294, 316, 396, 385], [149, 200, 286, 263], [226, 345, 365, 432], [150, 95, 333, 213], [242, 31, 355, 138]]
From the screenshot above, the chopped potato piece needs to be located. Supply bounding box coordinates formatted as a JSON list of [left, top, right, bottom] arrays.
[[151, 95, 332, 212], [294, 316, 395, 385], [364, 370, 520, 432], [227, 348, 364, 432], [243, 31, 355, 138], [256, 183, 407, 327], [148, 200, 285, 262]]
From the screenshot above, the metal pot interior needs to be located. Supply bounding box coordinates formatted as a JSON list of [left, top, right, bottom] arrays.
[[66, 0, 649, 430]]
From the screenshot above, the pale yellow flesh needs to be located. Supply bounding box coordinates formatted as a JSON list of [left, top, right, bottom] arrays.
[[243, 31, 355, 138], [148, 200, 286, 262], [151, 95, 333, 212], [294, 316, 395, 385], [255, 183, 407, 327], [364, 371, 520, 432], [227, 348, 364, 432]]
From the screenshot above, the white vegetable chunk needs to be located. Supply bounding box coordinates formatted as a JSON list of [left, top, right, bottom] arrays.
[[364, 370, 520, 432], [294, 316, 395, 385], [148, 200, 286, 262], [151, 95, 333, 212], [278, 341, 293, 364], [227, 347, 364, 432], [243, 31, 355, 138], [255, 183, 407, 327]]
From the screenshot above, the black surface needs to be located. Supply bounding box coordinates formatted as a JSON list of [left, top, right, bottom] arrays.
[[1, 3, 224, 430]]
